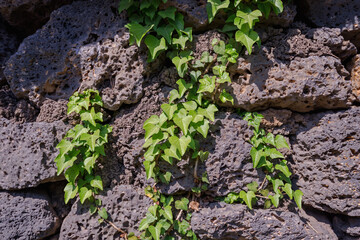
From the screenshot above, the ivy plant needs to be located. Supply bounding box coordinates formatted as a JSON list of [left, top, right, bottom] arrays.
[[224, 112, 303, 210], [55, 89, 112, 220]]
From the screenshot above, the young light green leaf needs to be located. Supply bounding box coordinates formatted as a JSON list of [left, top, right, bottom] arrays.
[[266, 148, 284, 159], [294, 190, 303, 209], [219, 89, 234, 105], [236, 10, 262, 29], [169, 89, 180, 103], [197, 75, 216, 93], [206, 0, 230, 23], [269, 193, 280, 207], [125, 23, 153, 47], [183, 101, 197, 111], [247, 181, 259, 192], [164, 145, 181, 160], [98, 208, 108, 220], [175, 197, 189, 211], [197, 104, 218, 122], [169, 135, 191, 156], [173, 114, 192, 135], [240, 190, 256, 210], [173, 35, 189, 50], [161, 103, 178, 120], [275, 135, 290, 149], [144, 35, 168, 61], [235, 29, 260, 55], [196, 119, 210, 138], [163, 205, 173, 223], [250, 147, 263, 168], [275, 160, 292, 178], [144, 123, 160, 141], [283, 183, 293, 199], [90, 175, 103, 190], [144, 160, 156, 180], [272, 179, 284, 194], [139, 212, 157, 231], [64, 182, 78, 204], [79, 187, 92, 204], [159, 171, 172, 184], [80, 129, 100, 152], [80, 107, 103, 126]]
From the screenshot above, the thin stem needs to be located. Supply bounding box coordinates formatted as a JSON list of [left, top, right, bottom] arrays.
[[193, 157, 199, 180], [201, 55, 218, 78], [258, 177, 267, 190], [96, 207, 128, 238]]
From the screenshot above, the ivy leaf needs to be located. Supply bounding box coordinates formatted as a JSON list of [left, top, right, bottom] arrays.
[[169, 135, 191, 156], [80, 107, 103, 126], [80, 129, 100, 152], [125, 23, 154, 46], [161, 103, 178, 120], [156, 25, 174, 44], [175, 197, 189, 211], [266, 148, 284, 159], [169, 89, 180, 103], [98, 208, 108, 220], [65, 164, 80, 184], [139, 212, 157, 231], [64, 182, 78, 204], [272, 179, 284, 194], [247, 181, 258, 192], [219, 89, 234, 105], [143, 115, 159, 128], [283, 183, 293, 199], [90, 175, 103, 190], [197, 75, 216, 94], [164, 145, 181, 160], [294, 190, 303, 209], [144, 160, 156, 180], [66, 124, 88, 141], [275, 135, 290, 149], [79, 187, 92, 204], [200, 51, 214, 63], [177, 79, 192, 97], [269, 194, 280, 207], [158, 6, 177, 20], [84, 152, 99, 174], [269, 0, 284, 14], [173, 114, 192, 135], [172, 56, 189, 78], [144, 35, 168, 62], [56, 139, 74, 158], [169, 13, 184, 31], [206, 0, 230, 23], [250, 146, 263, 168], [198, 104, 218, 122], [163, 205, 173, 223], [159, 171, 172, 184], [236, 10, 262, 29], [144, 123, 160, 141], [173, 35, 189, 50], [118, 0, 133, 13], [196, 119, 210, 138], [275, 160, 292, 178], [183, 101, 197, 111], [240, 190, 256, 210], [235, 29, 260, 55]]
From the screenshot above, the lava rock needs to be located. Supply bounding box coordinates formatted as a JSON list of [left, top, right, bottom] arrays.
[[260, 3, 297, 28], [297, 0, 360, 49], [59, 185, 152, 239], [333, 215, 360, 239], [0, 117, 69, 190], [0, 189, 60, 240], [349, 54, 360, 101], [0, 0, 74, 36], [36, 99, 68, 122], [4, 0, 128, 107], [191, 202, 337, 239], [292, 107, 360, 216], [223, 24, 354, 112]]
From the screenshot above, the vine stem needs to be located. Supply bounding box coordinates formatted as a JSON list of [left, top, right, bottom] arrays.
[[258, 177, 267, 190], [201, 55, 218, 78], [96, 207, 128, 239], [193, 157, 199, 180]]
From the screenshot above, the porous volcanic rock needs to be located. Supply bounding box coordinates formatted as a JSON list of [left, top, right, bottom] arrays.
[[191, 202, 337, 239], [349, 54, 360, 101], [260, 3, 297, 28], [0, 18, 19, 85], [36, 99, 68, 122], [0, 0, 74, 35], [4, 0, 138, 108], [59, 185, 152, 239], [298, 0, 360, 48], [221, 23, 354, 112], [292, 107, 360, 216], [333, 215, 360, 239], [0, 117, 69, 190], [0, 189, 60, 240], [0, 85, 38, 122]]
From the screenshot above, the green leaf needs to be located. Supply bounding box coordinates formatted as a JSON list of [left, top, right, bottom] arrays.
[[198, 104, 218, 122], [80, 107, 103, 126], [90, 175, 103, 190], [235, 29, 260, 55], [266, 148, 284, 159], [161, 103, 178, 120], [66, 124, 88, 140], [206, 0, 230, 23], [172, 56, 189, 78], [125, 23, 154, 47], [169, 135, 191, 156], [247, 181, 258, 192], [294, 190, 303, 209], [275, 135, 290, 149], [144, 123, 160, 141], [98, 208, 108, 220], [80, 129, 100, 152], [90, 205, 97, 215], [158, 7, 177, 20], [56, 139, 74, 158], [283, 183, 293, 199], [139, 212, 157, 231], [118, 0, 133, 13], [269, 0, 284, 14], [64, 182, 78, 204], [163, 206, 173, 223], [164, 145, 181, 160], [219, 89, 234, 105], [144, 35, 168, 61], [173, 114, 192, 135], [149, 224, 162, 240], [202, 172, 209, 184], [159, 171, 172, 184], [240, 190, 256, 210], [156, 25, 175, 44], [250, 146, 263, 168], [175, 197, 189, 211], [275, 160, 292, 178], [236, 10, 262, 29], [64, 165, 80, 184], [169, 89, 180, 103], [196, 119, 210, 138], [177, 79, 192, 97], [173, 35, 189, 50], [269, 194, 280, 207], [200, 51, 213, 63], [144, 160, 156, 179], [264, 132, 276, 147], [272, 179, 284, 194], [79, 187, 92, 204], [197, 75, 216, 94], [183, 101, 197, 111], [169, 13, 184, 31], [224, 192, 241, 204]]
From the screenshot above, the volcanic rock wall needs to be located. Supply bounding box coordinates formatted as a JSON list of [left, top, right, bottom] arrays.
[[0, 0, 359, 239]]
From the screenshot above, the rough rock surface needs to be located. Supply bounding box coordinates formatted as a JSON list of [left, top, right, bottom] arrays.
[[4, 0, 130, 107], [0, 18, 19, 85], [191, 202, 337, 239], [59, 185, 152, 239], [0, 85, 38, 122], [0, 0, 74, 35], [0, 189, 60, 240], [349, 54, 360, 101], [260, 3, 297, 28], [298, 0, 360, 48], [292, 107, 360, 216], [0, 117, 69, 190], [36, 99, 68, 122], [333, 215, 360, 239], [223, 24, 354, 112]]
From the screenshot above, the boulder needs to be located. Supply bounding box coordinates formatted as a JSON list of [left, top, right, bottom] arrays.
[[0, 189, 60, 240], [297, 0, 360, 49], [36, 99, 68, 122], [349, 54, 360, 101], [191, 202, 337, 239], [292, 107, 360, 216], [222, 23, 354, 112], [0, 0, 74, 35], [333, 215, 360, 239], [4, 0, 156, 110], [59, 185, 152, 239], [0, 117, 69, 190]]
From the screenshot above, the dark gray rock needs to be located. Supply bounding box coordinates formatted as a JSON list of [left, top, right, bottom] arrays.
[[223, 24, 354, 112], [36, 99, 68, 122], [260, 3, 297, 28], [0, 85, 38, 122], [0, 0, 74, 35], [0, 117, 69, 190], [59, 185, 152, 239], [333, 215, 360, 239], [349, 54, 360, 101], [298, 0, 360, 49], [4, 0, 130, 107], [191, 202, 337, 239], [292, 107, 360, 216], [0, 189, 60, 240]]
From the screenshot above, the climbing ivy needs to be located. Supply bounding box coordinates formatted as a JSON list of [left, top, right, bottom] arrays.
[[224, 112, 303, 209], [54, 90, 112, 222]]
